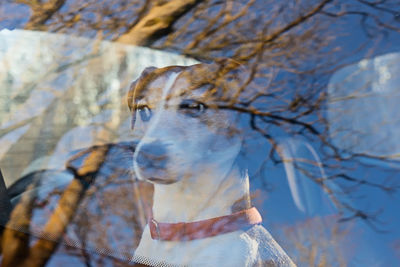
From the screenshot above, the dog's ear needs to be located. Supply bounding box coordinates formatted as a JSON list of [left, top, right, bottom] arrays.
[[127, 66, 158, 130], [127, 66, 158, 111]]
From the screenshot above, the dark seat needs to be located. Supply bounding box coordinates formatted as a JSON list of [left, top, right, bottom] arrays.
[[0, 169, 12, 227]]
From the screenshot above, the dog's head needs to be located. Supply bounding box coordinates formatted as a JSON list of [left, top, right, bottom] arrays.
[[128, 59, 248, 184]]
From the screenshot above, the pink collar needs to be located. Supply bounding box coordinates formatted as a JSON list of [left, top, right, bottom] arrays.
[[148, 207, 262, 241]]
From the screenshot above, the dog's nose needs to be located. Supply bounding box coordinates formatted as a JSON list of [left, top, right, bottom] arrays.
[[136, 142, 168, 169]]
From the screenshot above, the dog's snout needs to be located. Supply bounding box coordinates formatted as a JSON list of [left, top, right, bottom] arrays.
[[136, 142, 168, 169]]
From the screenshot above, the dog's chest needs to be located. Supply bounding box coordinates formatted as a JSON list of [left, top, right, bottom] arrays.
[[134, 225, 259, 266]]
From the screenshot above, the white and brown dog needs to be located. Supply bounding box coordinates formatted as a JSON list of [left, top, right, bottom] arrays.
[[128, 60, 295, 267]]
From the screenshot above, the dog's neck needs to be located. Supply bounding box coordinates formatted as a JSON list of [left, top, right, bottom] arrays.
[[152, 162, 251, 223]]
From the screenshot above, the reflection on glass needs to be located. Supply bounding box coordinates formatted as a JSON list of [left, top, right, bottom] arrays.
[[0, 29, 399, 266], [0, 29, 197, 263], [328, 52, 400, 161]]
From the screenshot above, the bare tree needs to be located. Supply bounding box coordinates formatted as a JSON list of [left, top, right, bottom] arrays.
[[274, 215, 354, 267]]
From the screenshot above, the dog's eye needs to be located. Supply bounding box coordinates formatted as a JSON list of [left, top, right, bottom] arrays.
[[137, 105, 152, 122], [179, 99, 207, 117]]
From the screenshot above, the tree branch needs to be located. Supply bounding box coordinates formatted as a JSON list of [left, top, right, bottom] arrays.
[[19, 0, 67, 31], [117, 0, 204, 46], [1, 145, 109, 267]]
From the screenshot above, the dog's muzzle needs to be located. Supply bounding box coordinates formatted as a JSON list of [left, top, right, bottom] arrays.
[[136, 142, 168, 169], [134, 141, 179, 184]]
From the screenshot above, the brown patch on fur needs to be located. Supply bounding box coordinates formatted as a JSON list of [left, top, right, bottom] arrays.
[[231, 195, 251, 213]]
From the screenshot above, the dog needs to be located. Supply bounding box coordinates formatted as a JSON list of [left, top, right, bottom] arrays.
[[128, 59, 296, 266]]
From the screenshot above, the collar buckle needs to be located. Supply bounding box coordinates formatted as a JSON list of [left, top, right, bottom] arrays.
[[150, 218, 161, 240]]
